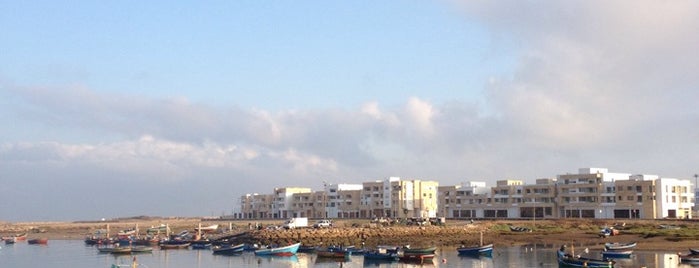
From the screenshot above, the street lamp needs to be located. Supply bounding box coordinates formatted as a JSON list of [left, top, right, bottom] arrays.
[[323, 181, 328, 219]]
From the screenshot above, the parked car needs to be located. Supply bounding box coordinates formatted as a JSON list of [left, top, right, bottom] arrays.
[[313, 219, 332, 228]]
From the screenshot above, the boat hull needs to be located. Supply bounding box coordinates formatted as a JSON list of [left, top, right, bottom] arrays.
[[558, 249, 615, 268], [212, 243, 245, 255], [254, 243, 301, 256], [458, 244, 493, 256]]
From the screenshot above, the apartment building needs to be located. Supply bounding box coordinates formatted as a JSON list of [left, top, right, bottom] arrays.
[[236, 168, 694, 220], [438, 181, 489, 218], [557, 168, 631, 218], [521, 178, 557, 219], [656, 178, 693, 219], [326, 184, 363, 218]]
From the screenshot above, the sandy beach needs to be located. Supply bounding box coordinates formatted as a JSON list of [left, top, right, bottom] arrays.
[[2, 218, 698, 252]]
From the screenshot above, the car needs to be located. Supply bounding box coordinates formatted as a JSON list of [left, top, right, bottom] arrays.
[[313, 220, 332, 228]]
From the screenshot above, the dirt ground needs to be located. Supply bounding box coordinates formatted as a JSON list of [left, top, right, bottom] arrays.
[[2, 218, 697, 252]]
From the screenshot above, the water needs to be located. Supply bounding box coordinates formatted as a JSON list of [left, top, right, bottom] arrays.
[[0, 240, 695, 268]]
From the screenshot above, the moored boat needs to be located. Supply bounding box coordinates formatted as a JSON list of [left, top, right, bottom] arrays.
[[363, 247, 398, 261], [458, 243, 493, 256], [604, 242, 637, 250], [399, 253, 435, 263], [212, 243, 245, 255], [254, 242, 301, 256], [557, 245, 615, 268], [679, 252, 699, 264], [131, 246, 154, 253], [316, 247, 351, 258], [160, 241, 190, 249], [402, 246, 437, 255], [28, 238, 49, 245], [601, 249, 633, 258]]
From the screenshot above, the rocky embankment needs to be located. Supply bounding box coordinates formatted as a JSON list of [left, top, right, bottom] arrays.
[[231, 224, 491, 248]]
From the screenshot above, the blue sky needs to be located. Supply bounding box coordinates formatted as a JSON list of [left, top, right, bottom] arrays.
[[2, 1, 699, 221], [2, 1, 508, 110]]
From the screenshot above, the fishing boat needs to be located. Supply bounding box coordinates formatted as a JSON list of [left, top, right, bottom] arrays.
[[601, 249, 633, 258], [457, 231, 493, 256], [146, 224, 169, 235], [160, 241, 190, 249], [363, 247, 398, 261], [2, 233, 27, 242], [557, 245, 615, 268], [509, 225, 533, 232], [110, 247, 134, 255], [458, 243, 494, 256], [212, 243, 245, 255], [98, 246, 129, 254], [604, 242, 637, 250], [399, 253, 435, 263], [195, 224, 219, 233], [190, 241, 212, 249], [316, 247, 351, 258], [679, 252, 699, 264], [28, 238, 49, 245], [402, 246, 437, 254], [130, 246, 153, 253], [254, 242, 301, 256], [297, 244, 317, 253], [690, 248, 699, 255]]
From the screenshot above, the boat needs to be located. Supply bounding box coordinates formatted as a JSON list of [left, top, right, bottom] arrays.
[[679, 252, 699, 264], [98, 246, 129, 254], [130, 246, 153, 253], [110, 247, 134, 255], [363, 247, 398, 261], [160, 241, 190, 249], [557, 245, 615, 268], [190, 241, 212, 249], [316, 247, 351, 258], [399, 253, 435, 263], [457, 243, 494, 256], [2, 233, 27, 241], [254, 242, 301, 256], [297, 244, 317, 253], [509, 225, 533, 232], [4, 238, 15, 245], [117, 228, 137, 238], [28, 238, 49, 245], [146, 224, 169, 235], [690, 248, 699, 255], [195, 224, 219, 233], [212, 243, 245, 255], [601, 249, 633, 258], [458, 232, 493, 256], [604, 242, 637, 250], [402, 246, 437, 254]]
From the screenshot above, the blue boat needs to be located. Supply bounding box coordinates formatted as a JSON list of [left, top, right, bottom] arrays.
[[558, 245, 615, 268], [364, 249, 398, 261], [601, 249, 632, 258], [212, 243, 245, 255], [457, 232, 493, 256], [254, 242, 301, 256], [457, 243, 493, 256], [191, 241, 212, 250]]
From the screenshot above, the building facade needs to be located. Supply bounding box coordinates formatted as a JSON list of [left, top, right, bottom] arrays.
[[236, 168, 694, 220]]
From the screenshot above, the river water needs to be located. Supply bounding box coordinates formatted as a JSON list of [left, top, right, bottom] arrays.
[[0, 240, 694, 268]]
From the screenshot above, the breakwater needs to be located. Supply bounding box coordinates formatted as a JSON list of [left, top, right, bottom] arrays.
[[228, 225, 489, 248]]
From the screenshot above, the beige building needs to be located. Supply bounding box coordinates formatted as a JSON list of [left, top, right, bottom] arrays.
[[237, 168, 693, 220]]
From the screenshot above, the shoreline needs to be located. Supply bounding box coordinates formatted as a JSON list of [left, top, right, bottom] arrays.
[[2, 218, 698, 251]]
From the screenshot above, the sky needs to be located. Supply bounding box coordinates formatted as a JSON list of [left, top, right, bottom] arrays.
[[1, 1, 699, 221]]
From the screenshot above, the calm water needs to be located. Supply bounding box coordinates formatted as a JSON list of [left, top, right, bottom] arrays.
[[0, 240, 695, 268]]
